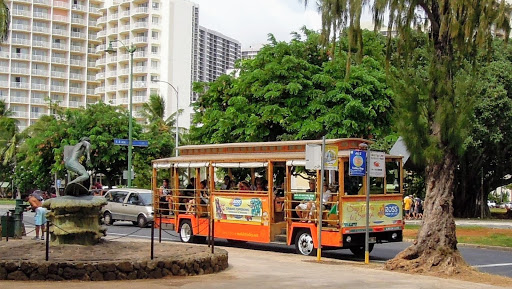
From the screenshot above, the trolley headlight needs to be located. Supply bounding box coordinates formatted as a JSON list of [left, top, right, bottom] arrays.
[[346, 236, 352, 243], [391, 233, 398, 240]]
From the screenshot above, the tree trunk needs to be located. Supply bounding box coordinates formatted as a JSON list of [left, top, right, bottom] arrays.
[[385, 151, 470, 274]]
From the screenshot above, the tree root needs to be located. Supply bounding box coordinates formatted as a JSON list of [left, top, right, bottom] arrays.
[[384, 244, 472, 275]]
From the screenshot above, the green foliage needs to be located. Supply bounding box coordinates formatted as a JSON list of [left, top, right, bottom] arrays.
[[191, 29, 394, 144], [0, 0, 9, 42]]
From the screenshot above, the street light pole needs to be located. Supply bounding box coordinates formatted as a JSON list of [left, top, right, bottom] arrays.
[[106, 40, 136, 187], [151, 79, 179, 157]]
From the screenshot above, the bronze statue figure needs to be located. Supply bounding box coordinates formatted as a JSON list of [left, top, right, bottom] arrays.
[[64, 137, 92, 196]]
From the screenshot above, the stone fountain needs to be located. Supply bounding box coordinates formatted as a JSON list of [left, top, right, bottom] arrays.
[[43, 137, 107, 245]]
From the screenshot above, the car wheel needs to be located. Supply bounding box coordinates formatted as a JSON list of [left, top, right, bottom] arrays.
[[179, 220, 195, 243], [137, 215, 148, 228], [349, 243, 374, 258], [103, 212, 114, 225], [294, 230, 316, 256]]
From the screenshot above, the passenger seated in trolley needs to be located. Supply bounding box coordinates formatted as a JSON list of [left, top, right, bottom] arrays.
[[295, 179, 316, 222], [238, 180, 251, 192]]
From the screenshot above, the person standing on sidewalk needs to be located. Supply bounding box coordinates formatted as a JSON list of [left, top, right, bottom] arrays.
[[27, 192, 47, 240]]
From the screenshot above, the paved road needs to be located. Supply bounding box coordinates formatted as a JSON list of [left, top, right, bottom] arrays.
[[3, 207, 512, 279]]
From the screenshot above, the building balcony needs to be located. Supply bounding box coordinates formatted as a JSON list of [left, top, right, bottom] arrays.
[[31, 69, 48, 76], [107, 55, 117, 63], [133, 95, 147, 103], [119, 83, 129, 90], [133, 51, 146, 58], [72, 4, 87, 12], [132, 22, 148, 30], [70, 45, 85, 53], [107, 71, 117, 78], [51, 57, 68, 65], [32, 55, 49, 62], [96, 58, 106, 66], [69, 101, 85, 108], [119, 24, 130, 33], [11, 38, 30, 46], [11, 67, 29, 74], [11, 96, 29, 103], [71, 31, 86, 39], [108, 13, 118, 22], [12, 10, 32, 18], [97, 30, 106, 38], [11, 82, 30, 89], [52, 42, 67, 50], [52, 28, 69, 36], [133, 36, 148, 44], [31, 97, 46, 105], [95, 87, 105, 94], [120, 10, 131, 19], [95, 72, 105, 80], [87, 75, 98, 81], [88, 33, 98, 41], [107, 85, 117, 92], [133, 66, 147, 74], [119, 68, 129, 76], [70, 59, 85, 66], [133, 81, 147, 89], [0, 80, 8, 87], [11, 111, 29, 118], [96, 44, 106, 53], [31, 112, 45, 118], [31, 83, 49, 91], [33, 0, 50, 6], [12, 24, 30, 31], [87, 88, 96, 95], [33, 12, 50, 20], [117, 98, 129, 105], [53, 15, 69, 23], [0, 51, 9, 59], [71, 17, 86, 26], [11, 53, 30, 60], [32, 40, 50, 48], [118, 53, 130, 62], [108, 28, 118, 35], [53, 1, 69, 9], [89, 7, 101, 15], [132, 7, 148, 16], [51, 85, 67, 92], [0, 66, 8, 73], [97, 16, 106, 23], [88, 61, 98, 68], [69, 87, 84, 94], [51, 71, 67, 78], [70, 73, 84, 80]]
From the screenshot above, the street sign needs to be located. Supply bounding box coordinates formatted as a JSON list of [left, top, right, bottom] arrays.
[[369, 151, 385, 178], [349, 150, 366, 176], [305, 144, 321, 170], [114, 139, 149, 147]]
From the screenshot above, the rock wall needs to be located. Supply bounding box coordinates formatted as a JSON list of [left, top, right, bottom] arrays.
[[0, 251, 228, 281]]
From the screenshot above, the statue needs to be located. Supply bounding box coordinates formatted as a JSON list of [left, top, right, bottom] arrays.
[[64, 137, 92, 196]]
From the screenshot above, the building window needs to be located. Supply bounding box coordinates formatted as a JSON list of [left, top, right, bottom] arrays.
[[152, 2, 159, 9], [152, 16, 159, 24]]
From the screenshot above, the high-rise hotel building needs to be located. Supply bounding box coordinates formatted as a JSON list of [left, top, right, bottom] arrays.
[[1, 0, 240, 130]]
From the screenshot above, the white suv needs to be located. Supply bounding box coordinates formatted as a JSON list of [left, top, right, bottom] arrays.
[[487, 200, 497, 208]]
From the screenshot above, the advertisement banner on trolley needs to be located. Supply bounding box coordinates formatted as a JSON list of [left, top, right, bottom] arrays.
[[213, 196, 270, 225], [341, 200, 402, 228]]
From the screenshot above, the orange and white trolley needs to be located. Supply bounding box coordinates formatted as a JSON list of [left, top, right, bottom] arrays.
[[152, 138, 404, 256]]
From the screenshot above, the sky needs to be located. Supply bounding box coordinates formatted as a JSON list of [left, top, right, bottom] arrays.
[[191, 0, 322, 49]]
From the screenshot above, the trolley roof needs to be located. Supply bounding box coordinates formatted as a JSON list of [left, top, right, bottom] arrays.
[[152, 138, 403, 168]]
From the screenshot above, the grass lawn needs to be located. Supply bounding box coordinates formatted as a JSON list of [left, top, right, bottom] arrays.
[[404, 224, 512, 248], [0, 199, 15, 205]]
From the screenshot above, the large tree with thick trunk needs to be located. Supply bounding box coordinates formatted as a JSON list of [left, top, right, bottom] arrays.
[[304, 0, 511, 273]]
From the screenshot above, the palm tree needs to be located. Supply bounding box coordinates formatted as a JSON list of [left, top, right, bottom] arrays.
[[0, 0, 10, 42], [139, 93, 185, 143]]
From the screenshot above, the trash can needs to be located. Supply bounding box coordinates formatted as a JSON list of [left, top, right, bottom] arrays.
[[1, 215, 15, 237]]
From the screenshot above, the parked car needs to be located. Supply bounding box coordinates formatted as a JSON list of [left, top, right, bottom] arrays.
[[487, 200, 497, 208], [101, 188, 154, 227], [505, 203, 512, 210]]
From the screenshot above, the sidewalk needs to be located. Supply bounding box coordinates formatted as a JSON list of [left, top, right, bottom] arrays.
[[0, 242, 508, 289], [406, 218, 512, 229]]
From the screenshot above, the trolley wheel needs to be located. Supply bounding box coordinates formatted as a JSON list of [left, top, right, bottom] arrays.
[[349, 243, 374, 258], [103, 211, 114, 225], [179, 219, 195, 243], [294, 230, 316, 256], [137, 214, 148, 228]]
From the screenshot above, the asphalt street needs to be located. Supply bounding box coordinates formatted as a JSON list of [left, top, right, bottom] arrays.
[[3, 207, 512, 279]]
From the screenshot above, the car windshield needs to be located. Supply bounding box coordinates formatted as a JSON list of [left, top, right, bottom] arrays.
[[139, 193, 152, 205]]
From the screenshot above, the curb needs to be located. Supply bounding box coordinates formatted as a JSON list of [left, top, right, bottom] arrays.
[[403, 238, 512, 252]]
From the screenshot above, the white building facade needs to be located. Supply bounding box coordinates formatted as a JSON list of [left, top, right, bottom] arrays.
[[1, 0, 242, 130]]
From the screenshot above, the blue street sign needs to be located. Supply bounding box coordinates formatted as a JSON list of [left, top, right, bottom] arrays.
[[349, 150, 366, 176], [114, 139, 148, 147]]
